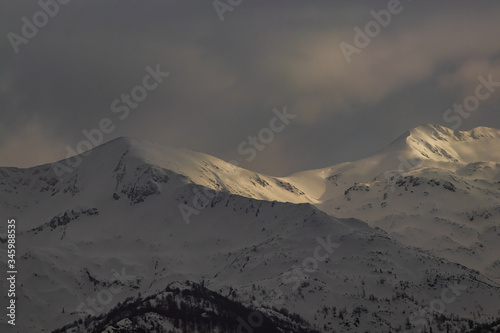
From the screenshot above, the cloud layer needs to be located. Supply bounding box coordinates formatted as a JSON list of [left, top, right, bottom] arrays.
[[1, 0, 500, 175]]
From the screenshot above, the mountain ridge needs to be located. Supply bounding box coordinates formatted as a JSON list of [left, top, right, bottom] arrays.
[[1, 124, 500, 332]]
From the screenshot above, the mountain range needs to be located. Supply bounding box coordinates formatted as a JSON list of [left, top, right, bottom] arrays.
[[1, 124, 500, 332]]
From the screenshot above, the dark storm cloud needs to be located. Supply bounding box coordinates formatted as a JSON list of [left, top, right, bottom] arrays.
[[1, 0, 500, 175]]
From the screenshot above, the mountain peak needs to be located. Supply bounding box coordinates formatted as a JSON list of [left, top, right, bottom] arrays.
[[410, 123, 455, 136], [84, 136, 208, 170], [402, 124, 500, 164], [102, 136, 137, 146], [409, 124, 500, 141]]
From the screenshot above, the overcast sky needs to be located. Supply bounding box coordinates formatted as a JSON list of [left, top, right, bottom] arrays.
[[1, 0, 500, 176]]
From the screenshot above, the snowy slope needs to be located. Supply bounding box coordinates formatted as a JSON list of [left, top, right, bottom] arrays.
[[297, 125, 500, 282], [2, 188, 499, 332], [0, 137, 315, 231], [288, 124, 500, 200], [1, 124, 500, 332]]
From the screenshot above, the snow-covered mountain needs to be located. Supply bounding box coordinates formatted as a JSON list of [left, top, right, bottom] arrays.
[[1, 124, 500, 332], [295, 125, 500, 282]]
